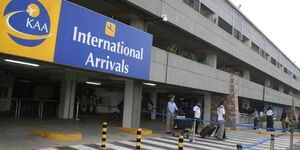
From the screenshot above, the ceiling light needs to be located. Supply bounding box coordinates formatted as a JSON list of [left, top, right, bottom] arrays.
[[143, 82, 156, 86], [4, 59, 39, 67], [86, 81, 101, 85]]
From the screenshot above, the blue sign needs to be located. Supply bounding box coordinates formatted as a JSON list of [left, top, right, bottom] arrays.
[[54, 0, 153, 80]]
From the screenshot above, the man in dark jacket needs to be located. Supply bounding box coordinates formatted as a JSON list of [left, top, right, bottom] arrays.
[[280, 109, 287, 131]]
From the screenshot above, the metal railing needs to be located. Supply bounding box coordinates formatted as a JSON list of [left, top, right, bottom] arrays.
[[239, 113, 254, 124], [12, 98, 59, 119]]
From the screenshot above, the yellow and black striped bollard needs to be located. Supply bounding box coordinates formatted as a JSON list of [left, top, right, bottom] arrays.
[[136, 128, 142, 150], [178, 135, 184, 150], [101, 122, 108, 149]]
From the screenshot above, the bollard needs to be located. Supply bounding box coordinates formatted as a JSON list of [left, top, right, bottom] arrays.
[[290, 129, 294, 150], [136, 128, 142, 150], [270, 135, 275, 150], [100, 122, 108, 149], [237, 144, 243, 150], [189, 119, 196, 142], [178, 135, 184, 150]]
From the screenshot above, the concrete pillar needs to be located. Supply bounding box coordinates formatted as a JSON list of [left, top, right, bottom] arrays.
[[0, 75, 14, 112], [150, 91, 157, 120], [211, 74, 239, 130], [206, 52, 217, 68], [243, 69, 250, 80], [122, 80, 143, 129], [264, 79, 271, 88], [203, 92, 212, 124], [120, 17, 145, 128], [279, 85, 284, 93], [58, 80, 76, 119]]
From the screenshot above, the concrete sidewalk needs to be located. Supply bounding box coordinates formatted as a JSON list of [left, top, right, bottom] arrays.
[[0, 114, 167, 150], [1, 114, 298, 150]]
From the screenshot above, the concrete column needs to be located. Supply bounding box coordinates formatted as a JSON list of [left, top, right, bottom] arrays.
[[58, 80, 76, 119], [0, 75, 14, 112], [203, 92, 211, 124], [150, 91, 157, 120], [279, 85, 284, 93], [264, 79, 271, 88], [206, 52, 217, 68], [243, 69, 250, 80], [211, 74, 240, 130], [122, 80, 143, 129]]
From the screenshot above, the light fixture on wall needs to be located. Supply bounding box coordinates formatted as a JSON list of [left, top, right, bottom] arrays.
[[86, 81, 102, 85], [143, 82, 156, 86], [4, 59, 39, 67]]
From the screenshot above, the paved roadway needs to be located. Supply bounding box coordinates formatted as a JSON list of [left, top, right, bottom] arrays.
[[37, 130, 300, 150]]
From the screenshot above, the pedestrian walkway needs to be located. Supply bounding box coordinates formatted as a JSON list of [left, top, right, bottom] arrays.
[[37, 130, 300, 150]]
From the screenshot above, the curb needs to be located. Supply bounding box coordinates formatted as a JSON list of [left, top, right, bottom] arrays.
[[27, 127, 82, 141], [258, 131, 300, 136], [115, 127, 152, 135]]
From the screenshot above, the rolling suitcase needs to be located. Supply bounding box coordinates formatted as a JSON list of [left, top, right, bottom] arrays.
[[200, 125, 216, 138]]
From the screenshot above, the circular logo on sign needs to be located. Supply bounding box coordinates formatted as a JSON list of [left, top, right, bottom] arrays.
[[4, 0, 51, 47]]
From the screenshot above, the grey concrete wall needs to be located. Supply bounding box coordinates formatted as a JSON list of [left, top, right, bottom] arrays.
[[166, 52, 231, 94], [265, 88, 293, 106], [150, 47, 230, 94], [237, 77, 263, 100], [294, 97, 300, 108], [127, 0, 300, 91], [126, 0, 162, 16], [149, 46, 167, 83], [150, 47, 296, 106]]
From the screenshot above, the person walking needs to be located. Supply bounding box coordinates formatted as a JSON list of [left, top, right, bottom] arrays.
[[253, 108, 259, 130], [166, 95, 178, 134], [216, 101, 225, 140], [147, 100, 153, 120], [280, 109, 287, 132], [266, 105, 274, 131], [193, 102, 201, 134]]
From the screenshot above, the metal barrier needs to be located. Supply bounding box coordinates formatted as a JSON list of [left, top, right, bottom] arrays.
[[13, 98, 59, 119], [75, 102, 80, 121], [239, 113, 254, 124], [139, 109, 298, 150], [290, 129, 294, 150], [270, 135, 275, 150]]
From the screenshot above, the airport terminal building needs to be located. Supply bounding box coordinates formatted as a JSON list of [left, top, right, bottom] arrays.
[[1, 0, 300, 129]]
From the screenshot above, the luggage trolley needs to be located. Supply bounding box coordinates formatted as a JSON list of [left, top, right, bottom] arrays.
[[172, 115, 193, 138]]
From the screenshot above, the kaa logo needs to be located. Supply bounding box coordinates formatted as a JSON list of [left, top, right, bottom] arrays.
[[4, 0, 52, 47]]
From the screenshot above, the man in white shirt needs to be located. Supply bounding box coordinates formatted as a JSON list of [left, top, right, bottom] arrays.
[[266, 105, 274, 131], [166, 95, 178, 134], [193, 102, 201, 133], [216, 101, 225, 140]]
